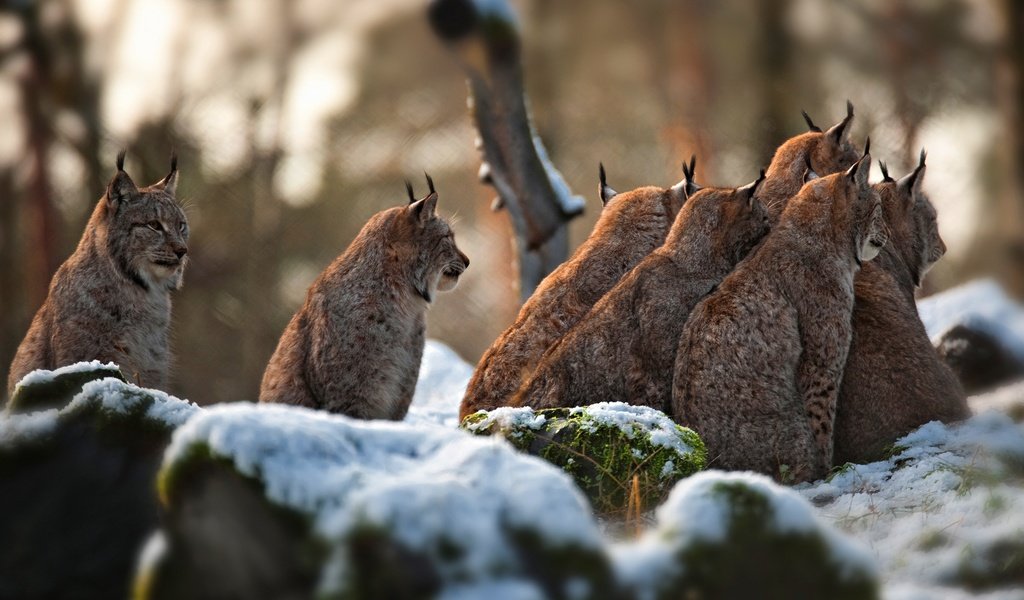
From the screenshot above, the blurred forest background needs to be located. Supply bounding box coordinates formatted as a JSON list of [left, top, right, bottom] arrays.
[[0, 0, 1021, 404]]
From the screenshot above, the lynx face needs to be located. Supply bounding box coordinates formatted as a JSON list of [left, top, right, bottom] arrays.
[[104, 154, 188, 291], [843, 156, 886, 265], [402, 190, 470, 303]]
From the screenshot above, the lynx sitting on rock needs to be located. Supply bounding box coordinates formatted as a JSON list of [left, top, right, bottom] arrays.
[[833, 152, 969, 465], [673, 154, 885, 483], [459, 165, 693, 421], [259, 176, 469, 420], [7, 151, 187, 395], [759, 102, 861, 221], [514, 168, 770, 414]]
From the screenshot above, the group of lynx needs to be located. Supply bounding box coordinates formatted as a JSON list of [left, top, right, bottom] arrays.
[[464, 102, 968, 482], [5, 161, 469, 424]]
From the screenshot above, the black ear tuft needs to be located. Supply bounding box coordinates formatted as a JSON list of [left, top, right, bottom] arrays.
[[598, 162, 618, 205], [919, 148, 927, 169], [846, 99, 854, 119], [880, 162, 894, 183], [862, 136, 871, 157], [680, 154, 702, 196], [169, 149, 178, 174], [599, 162, 607, 188], [801, 110, 822, 133], [405, 180, 416, 204], [116, 149, 127, 172], [424, 172, 436, 195]]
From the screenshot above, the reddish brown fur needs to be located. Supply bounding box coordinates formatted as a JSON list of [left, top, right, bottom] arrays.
[[459, 184, 686, 421]]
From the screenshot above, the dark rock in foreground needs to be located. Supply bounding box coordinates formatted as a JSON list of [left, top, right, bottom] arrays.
[[937, 323, 1024, 395]]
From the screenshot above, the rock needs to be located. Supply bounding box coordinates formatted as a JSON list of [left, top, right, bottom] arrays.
[[615, 471, 880, 600], [0, 378, 199, 600], [462, 403, 706, 516], [140, 404, 618, 600], [937, 323, 1024, 395], [6, 361, 126, 414]]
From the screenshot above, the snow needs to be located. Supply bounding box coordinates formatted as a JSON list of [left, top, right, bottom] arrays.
[[65, 378, 200, 428], [164, 402, 602, 594], [918, 279, 1024, 362], [13, 360, 121, 388], [0, 408, 58, 446], [569, 402, 696, 456], [405, 340, 474, 428], [461, 405, 547, 434]]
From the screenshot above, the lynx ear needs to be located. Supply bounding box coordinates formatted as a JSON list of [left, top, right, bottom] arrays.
[[598, 163, 618, 205], [826, 100, 854, 145], [152, 150, 178, 196], [682, 154, 702, 196], [106, 149, 138, 208], [801, 110, 822, 133], [409, 172, 438, 223], [738, 169, 766, 206], [898, 149, 927, 195], [803, 155, 819, 183], [845, 152, 871, 188]]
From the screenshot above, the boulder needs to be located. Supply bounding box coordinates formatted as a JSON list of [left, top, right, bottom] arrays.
[[6, 361, 126, 413], [139, 404, 618, 600], [937, 323, 1024, 395], [614, 471, 880, 600], [462, 403, 706, 516], [0, 378, 199, 600]]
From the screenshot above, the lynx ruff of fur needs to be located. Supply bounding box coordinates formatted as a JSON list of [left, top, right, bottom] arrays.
[[6, 151, 187, 394], [259, 180, 469, 420], [514, 173, 771, 414], [833, 154, 968, 465], [458, 169, 689, 421], [758, 102, 861, 222], [673, 154, 886, 483]]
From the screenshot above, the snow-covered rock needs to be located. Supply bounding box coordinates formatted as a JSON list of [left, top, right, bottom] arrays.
[[463, 403, 706, 516], [0, 378, 199, 599], [6, 360, 125, 413], [143, 403, 615, 599], [613, 471, 879, 600]]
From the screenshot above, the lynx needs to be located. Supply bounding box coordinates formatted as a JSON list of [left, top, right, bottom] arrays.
[[259, 176, 469, 420], [759, 102, 860, 221], [514, 171, 770, 413], [7, 151, 187, 394], [833, 153, 969, 465], [459, 164, 693, 421], [673, 154, 885, 482]]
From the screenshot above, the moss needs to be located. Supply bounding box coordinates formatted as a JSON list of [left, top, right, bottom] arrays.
[[957, 535, 1024, 590], [505, 528, 620, 600], [7, 364, 126, 414], [464, 405, 706, 517], [658, 481, 879, 600]]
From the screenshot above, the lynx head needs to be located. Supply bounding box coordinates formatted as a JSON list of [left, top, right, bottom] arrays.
[[878, 151, 944, 285], [102, 150, 188, 291], [592, 161, 690, 240], [668, 168, 770, 266], [400, 174, 470, 303], [761, 102, 860, 218]]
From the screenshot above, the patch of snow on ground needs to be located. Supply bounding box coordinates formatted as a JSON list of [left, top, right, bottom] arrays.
[[406, 340, 473, 428], [166, 402, 602, 594], [799, 397, 1024, 595], [918, 279, 1024, 361]]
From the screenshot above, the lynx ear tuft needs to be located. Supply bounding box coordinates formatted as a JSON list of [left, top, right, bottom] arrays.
[[106, 150, 138, 208], [801, 110, 822, 133], [862, 136, 870, 157], [826, 100, 855, 144], [405, 180, 416, 204], [899, 149, 927, 194], [681, 154, 702, 196], [879, 161, 895, 183], [803, 155, 819, 183], [424, 172, 436, 195], [154, 150, 178, 195], [598, 162, 618, 205], [845, 153, 871, 187]]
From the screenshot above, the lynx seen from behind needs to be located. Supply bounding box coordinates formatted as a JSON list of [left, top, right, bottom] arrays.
[[7, 151, 187, 394], [673, 154, 886, 483], [834, 153, 969, 464], [259, 176, 469, 420], [514, 166, 770, 413], [459, 165, 692, 421], [759, 102, 861, 221]]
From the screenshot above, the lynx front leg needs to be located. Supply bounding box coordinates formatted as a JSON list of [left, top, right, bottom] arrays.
[[796, 344, 846, 476]]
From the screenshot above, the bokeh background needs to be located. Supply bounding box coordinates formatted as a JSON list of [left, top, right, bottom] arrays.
[[0, 0, 1020, 404]]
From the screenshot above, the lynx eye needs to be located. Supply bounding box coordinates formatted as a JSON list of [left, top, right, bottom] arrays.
[[146, 221, 163, 232], [178, 222, 187, 233]]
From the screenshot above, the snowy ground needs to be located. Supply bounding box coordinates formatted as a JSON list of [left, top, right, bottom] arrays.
[[408, 279, 1024, 598]]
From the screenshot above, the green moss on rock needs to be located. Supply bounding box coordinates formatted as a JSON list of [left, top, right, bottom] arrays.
[[462, 403, 706, 516]]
